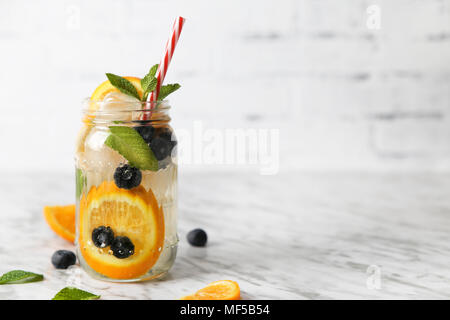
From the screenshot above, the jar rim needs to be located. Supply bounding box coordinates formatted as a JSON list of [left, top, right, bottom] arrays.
[[82, 98, 171, 124], [82, 98, 171, 113]]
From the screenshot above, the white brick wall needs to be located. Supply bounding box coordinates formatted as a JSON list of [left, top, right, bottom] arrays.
[[0, 0, 448, 172]]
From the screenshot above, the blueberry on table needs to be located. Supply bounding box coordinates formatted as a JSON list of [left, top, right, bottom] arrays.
[[187, 229, 208, 247], [92, 226, 114, 248], [111, 236, 135, 259], [134, 125, 154, 144], [51, 250, 76, 269], [114, 164, 142, 189]]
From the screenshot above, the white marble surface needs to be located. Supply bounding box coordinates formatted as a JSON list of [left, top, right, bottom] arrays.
[[0, 171, 450, 300]]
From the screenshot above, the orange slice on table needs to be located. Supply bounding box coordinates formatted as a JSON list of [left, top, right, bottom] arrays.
[[79, 181, 164, 280], [43, 205, 76, 243], [181, 280, 241, 300]]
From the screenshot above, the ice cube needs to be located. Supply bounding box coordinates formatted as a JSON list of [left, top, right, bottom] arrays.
[[79, 126, 127, 189], [141, 163, 178, 204], [99, 92, 142, 121], [84, 126, 126, 171]]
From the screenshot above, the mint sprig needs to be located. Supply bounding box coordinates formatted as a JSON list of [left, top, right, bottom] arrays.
[[52, 287, 100, 300], [141, 64, 159, 101], [0, 270, 43, 285], [105, 64, 180, 102], [105, 73, 141, 100], [158, 83, 181, 101], [105, 126, 158, 171]]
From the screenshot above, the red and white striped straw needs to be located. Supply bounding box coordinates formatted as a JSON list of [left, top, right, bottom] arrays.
[[146, 16, 185, 107]]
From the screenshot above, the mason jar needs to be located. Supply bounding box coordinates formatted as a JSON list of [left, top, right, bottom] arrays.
[[75, 98, 178, 282]]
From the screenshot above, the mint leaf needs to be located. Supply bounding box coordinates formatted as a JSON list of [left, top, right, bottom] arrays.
[[158, 83, 181, 101], [148, 64, 159, 78], [141, 78, 157, 101], [142, 64, 158, 86], [141, 76, 157, 93], [0, 270, 43, 284], [52, 287, 100, 300], [141, 64, 159, 101], [105, 73, 140, 100], [105, 126, 158, 171], [76, 168, 85, 199]]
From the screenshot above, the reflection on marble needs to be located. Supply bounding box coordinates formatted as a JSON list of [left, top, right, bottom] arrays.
[[0, 171, 450, 299]]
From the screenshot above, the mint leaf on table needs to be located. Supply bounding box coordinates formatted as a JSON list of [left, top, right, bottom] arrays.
[[52, 287, 100, 300], [158, 83, 181, 101], [105, 73, 141, 100], [141, 64, 159, 101], [105, 126, 158, 171], [0, 270, 43, 284]]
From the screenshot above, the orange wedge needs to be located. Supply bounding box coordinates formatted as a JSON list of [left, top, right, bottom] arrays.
[[180, 294, 197, 300], [181, 280, 241, 300], [79, 181, 164, 280], [91, 76, 143, 102], [43, 205, 76, 243]]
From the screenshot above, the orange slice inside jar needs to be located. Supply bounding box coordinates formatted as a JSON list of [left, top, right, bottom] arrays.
[[79, 181, 164, 280]]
